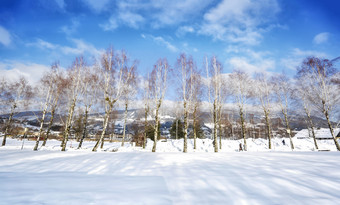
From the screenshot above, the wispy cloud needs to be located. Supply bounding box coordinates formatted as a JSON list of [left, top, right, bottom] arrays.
[[61, 19, 80, 36], [27, 38, 104, 57], [176, 26, 195, 37], [199, 0, 280, 45], [0, 25, 11, 47], [82, 0, 111, 13], [313, 32, 330, 45], [142, 34, 178, 52], [280, 48, 327, 70], [0, 61, 50, 85]]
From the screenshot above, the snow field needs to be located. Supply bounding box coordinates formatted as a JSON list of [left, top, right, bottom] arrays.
[[1, 138, 340, 204]]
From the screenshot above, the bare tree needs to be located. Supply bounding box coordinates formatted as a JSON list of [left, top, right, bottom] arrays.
[[42, 65, 67, 146], [296, 57, 340, 151], [1, 76, 33, 146], [254, 73, 273, 149], [77, 64, 100, 149], [272, 73, 295, 150], [121, 65, 138, 147], [176, 53, 196, 153], [61, 57, 85, 151], [205, 56, 222, 152], [150, 58, 168, 152], [142, 73, 151, 149], [92, 48, 137, 152], [190, 71, 202, 149], [229, 70, 252, 151], [33, 63, 59, 151]]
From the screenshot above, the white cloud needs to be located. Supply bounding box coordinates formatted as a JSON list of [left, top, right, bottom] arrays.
[[229, 57, 275, 74], [61, 19, 80, 36], [119, 11, 145, 29], [83, 0, 111, 13], [176, 26, 195, 37], [313, 32, 330, 44], [0, 61, 50, 85], [27, 38, 104, 58], [100, 17, 118, 31], [101, 0, 211, 30], [142, 34, 178, 52], [280, 48, 327, 70], [199, 0, 280, 45], [0, 26, 11, 47], [151, 36, 178, 52], [55, 0, 65, 9]]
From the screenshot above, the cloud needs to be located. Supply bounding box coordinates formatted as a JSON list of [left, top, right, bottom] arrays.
[[82, 0, 111, 13], [151, 36, 178, 52], [0, 26, 11, 47], [54, 0, 65, 9], [313, 32, 330, 44], [142, 34, 178, 52], [176, 26, 195, 37], [27, 38, 104, 58], [226, 48, 275, 73], [100, 17, 118, 31], [229, 57, 275, 74], [61, 19, 80, 36], [280, 48, 327, 70], [0, 61, 50, 85], [199, 0, 280, 45], [100, 0, 211, 30]]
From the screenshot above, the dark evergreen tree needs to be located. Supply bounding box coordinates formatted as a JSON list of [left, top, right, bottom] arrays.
[[170, 119, 184, 139]]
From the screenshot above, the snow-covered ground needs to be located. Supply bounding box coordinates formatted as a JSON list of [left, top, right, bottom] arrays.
[[1, 137, 340, 204]]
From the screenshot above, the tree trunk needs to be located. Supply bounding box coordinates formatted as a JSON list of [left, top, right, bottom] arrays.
[[304, 106, 318, 150], [324, 109, 340, 151], [2, 103, 16, 146], [152, 103, 161, 152], [239, 107, 247, 151], [282, 109, 294, 150], [77, 107, 89, 149], [193, 106, 197, 150], [213, 100, 218, 152], [218, 108, 222, 150], [176, 119, 178, 140], [61, 99, 77, 151], [93, 105, 112, 151], [143, 106, 148, 149], [264, 109, 272, 149], [183, 101, 188, 153], [34, 88, 51, 151], [42, 105, 56, 146], [122, 103, 128, 147]]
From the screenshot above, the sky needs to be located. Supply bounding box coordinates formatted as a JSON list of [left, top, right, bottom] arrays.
[[0, 0, 340, 85]]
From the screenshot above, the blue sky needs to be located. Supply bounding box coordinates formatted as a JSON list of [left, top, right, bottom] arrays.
[[0, 0, 339, 85]]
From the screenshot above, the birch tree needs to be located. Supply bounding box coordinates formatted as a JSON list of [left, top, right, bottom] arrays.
[[176, 53, 195, 153], [205, 56, 222, 152], [272, 74, 295, 150], [92, 48, 137, 152], [294, 80, 319, 150], [77, 64, 100, 149], [61, 57, 85, 151], [150, 58, 168, 152], [229, 70, 252, 151], [254, 73, 273, 149], [296, 57, 340, 151], [142, 73, 151, 149], [1, 76, 33, 146], [42, 65, 67, 146], [121, 65, 137, 147]]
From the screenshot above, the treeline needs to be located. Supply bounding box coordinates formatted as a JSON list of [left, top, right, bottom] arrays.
[[0, 46, 339, 152]]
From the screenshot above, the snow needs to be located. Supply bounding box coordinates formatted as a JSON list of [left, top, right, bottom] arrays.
[[295, 128, 340, 139], [1, 138, 340, 204]]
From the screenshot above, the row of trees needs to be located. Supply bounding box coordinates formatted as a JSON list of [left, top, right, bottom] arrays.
[[1, 47, 339, 152]]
